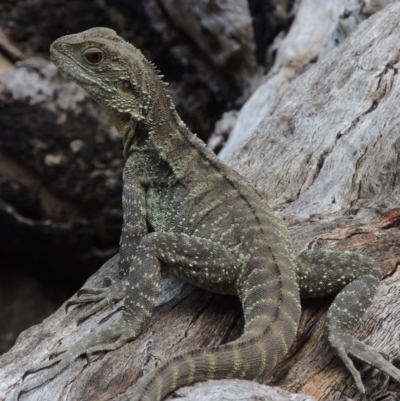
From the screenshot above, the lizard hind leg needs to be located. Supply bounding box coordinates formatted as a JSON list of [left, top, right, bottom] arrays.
[[297, 250, 400, 392], [129, 245, 301, 401]]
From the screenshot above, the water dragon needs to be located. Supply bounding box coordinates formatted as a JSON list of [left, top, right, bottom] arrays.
[[19, 27, 400, 401]]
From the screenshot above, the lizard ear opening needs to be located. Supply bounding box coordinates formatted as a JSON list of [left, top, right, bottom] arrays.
[[119, 80, 134, 94], [83, 48, 104, 64]]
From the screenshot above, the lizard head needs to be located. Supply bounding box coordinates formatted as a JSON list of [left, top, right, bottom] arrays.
[[50, 27, 161, 137]]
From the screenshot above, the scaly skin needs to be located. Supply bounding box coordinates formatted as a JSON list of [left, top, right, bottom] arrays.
[[19, 28, 400, 400]]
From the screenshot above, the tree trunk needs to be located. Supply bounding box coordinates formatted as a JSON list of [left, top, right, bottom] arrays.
[[217, 0, 396, 159], [2, 2, 400, 401]]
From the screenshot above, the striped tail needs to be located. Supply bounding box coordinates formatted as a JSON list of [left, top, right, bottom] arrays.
[[131, 266, 301, 401]]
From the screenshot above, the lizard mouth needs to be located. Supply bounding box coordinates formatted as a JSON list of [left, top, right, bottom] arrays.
[[49, 47, 59, 67], [49, 42, 65, 67]]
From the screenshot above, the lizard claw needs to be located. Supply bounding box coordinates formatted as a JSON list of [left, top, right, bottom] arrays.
[[19, 320, 135, 398], [329, 332, 400, 393], [19, 351, 74, 398], [65, 278, 125, 323], [65, 292, 107, 312], [74, 276, 115, 298]]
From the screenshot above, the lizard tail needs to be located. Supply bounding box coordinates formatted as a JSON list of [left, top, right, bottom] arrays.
[[131, 267, 301, 401]]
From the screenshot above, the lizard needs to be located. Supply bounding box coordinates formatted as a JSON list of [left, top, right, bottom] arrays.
[[19, 27, 400, 401]]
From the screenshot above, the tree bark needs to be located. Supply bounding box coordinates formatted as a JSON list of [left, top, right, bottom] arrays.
[[218, 0, 397, 160], [2, 2, 400, 401]]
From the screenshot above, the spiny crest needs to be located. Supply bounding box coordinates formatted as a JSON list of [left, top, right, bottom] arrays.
[[141, 57, 164, 81], [118, 40, 173, 107]]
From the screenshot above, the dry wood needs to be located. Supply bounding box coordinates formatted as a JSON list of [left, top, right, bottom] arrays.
[[219, 0, 396, 160], [2, 2, 400, 401]]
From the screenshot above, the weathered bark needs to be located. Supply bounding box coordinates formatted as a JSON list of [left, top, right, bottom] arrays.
[[163, 380, 316, 400], [2, 2, 400, 401], [218, 0, 397, 159]]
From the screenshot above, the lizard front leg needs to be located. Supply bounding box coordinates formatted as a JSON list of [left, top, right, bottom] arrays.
[[20, 165, 150, 396], [297, 250, 400, 393], [65, 167, 149, 323], [19, 236, 162, 397]]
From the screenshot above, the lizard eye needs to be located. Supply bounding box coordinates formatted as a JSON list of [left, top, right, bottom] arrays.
[[83, 49, 104, 64]]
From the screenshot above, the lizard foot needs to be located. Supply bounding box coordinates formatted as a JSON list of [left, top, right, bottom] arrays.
[[329, 333, 400, 393], [65, 276, 125, 324], [19, 320, 133, 399]]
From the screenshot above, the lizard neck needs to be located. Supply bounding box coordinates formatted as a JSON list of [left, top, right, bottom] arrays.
[[120, 77, 216, 178]]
